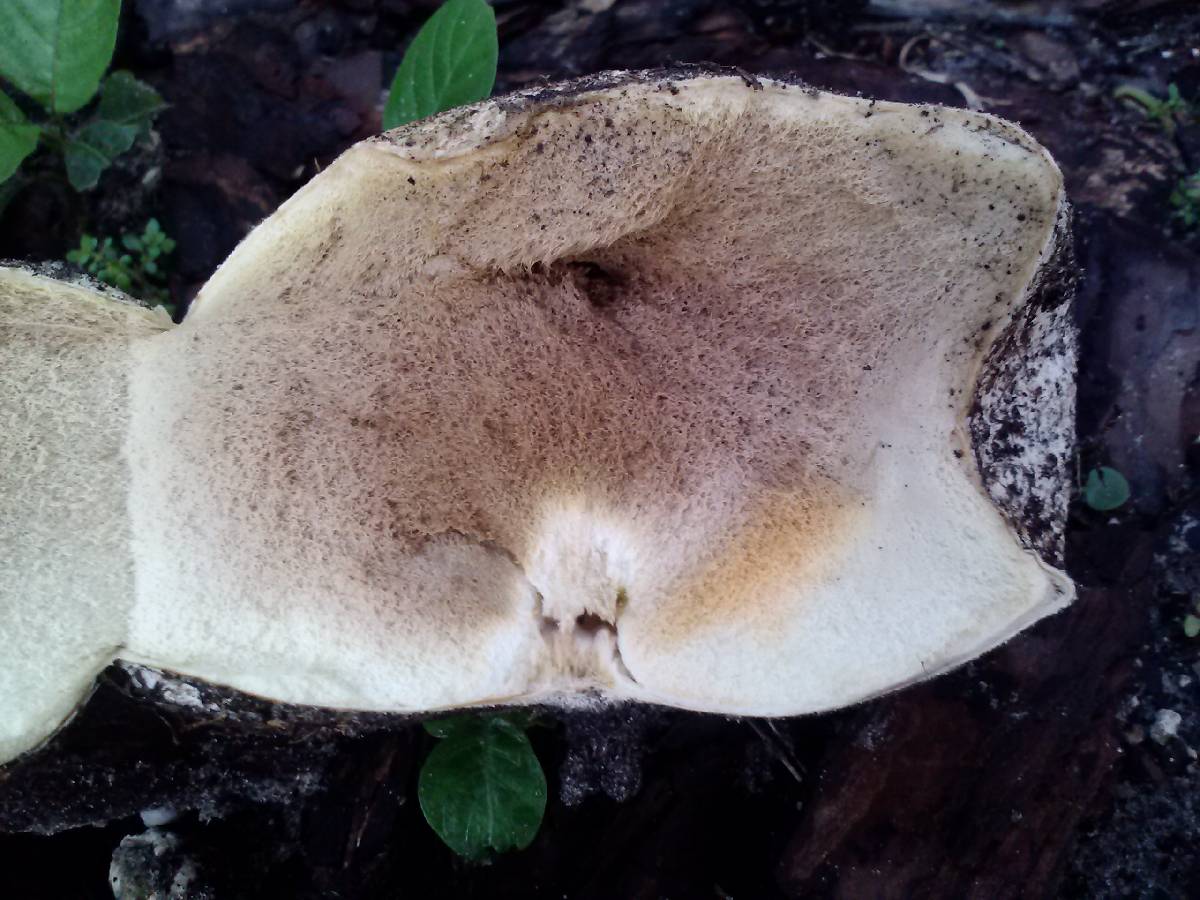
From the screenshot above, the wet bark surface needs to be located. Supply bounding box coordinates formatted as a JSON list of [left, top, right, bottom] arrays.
[[1, 1, 1199, 897]]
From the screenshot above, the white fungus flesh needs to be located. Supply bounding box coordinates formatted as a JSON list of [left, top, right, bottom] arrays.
[[0, 71, 1076, 765]]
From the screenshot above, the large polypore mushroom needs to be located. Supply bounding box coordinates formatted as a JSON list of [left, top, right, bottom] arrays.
[[0, 69, 1076, 766]]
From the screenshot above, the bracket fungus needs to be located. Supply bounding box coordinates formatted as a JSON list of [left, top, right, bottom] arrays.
[[0, 69, 1076, 767]]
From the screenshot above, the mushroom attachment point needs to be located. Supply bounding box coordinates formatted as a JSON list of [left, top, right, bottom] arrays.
[[0, 70, 1076, 766]]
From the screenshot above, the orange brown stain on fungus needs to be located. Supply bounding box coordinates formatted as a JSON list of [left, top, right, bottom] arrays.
[[647, 476, 869, 646]]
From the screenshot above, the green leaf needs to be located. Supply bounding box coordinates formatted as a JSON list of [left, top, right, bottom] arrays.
[[0, 90, 40, 184], [67, 233, 99, 265], [1083, 466, 1131, 512], [0, 0, 121, 114], [383, 0, 498, 130], [418, 716, 546, 860], [63, 117, 138, 190], [424, 710, 535, 739], [98, 71, 165, 136]]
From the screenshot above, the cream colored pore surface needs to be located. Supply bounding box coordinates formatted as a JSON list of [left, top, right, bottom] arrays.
[[126, 75, 1071, 713], [0, 269, 170, 762], [1, 75, 1074, 763]]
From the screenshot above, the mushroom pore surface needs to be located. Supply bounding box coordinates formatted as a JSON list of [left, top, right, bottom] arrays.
[[0, 71, 1075, 766]]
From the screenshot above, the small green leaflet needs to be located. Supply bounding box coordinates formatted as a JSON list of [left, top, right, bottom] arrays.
[[0, 0, 121, 114], [64, 119, 138, 190], [0, 91, 40, 184], [60, 72, 162, 191], [383, 0, 498, 130], [1083, 466, 1130, 512], [418, 715, 546, 860], [98, 71, 166, 137]]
